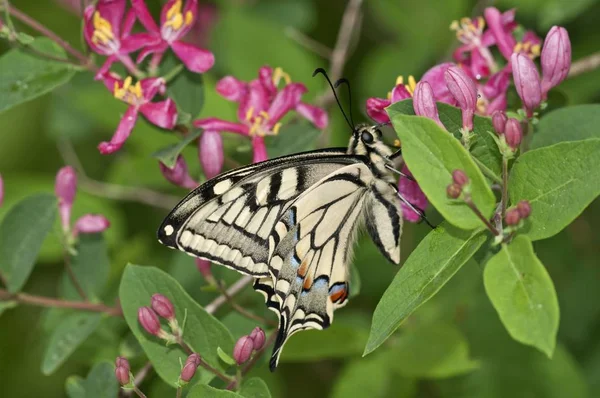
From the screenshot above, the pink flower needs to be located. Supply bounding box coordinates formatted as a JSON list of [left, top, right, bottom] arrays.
[[159, 155, 197, 189], [194, 66, 327, 165], [451, 17, 495, 79], [199, 130, 224, 179], [412, 81, 444, 128], [445, 66, 477, 130], [151, 294, 175, 320], [366, 63, 456, 124], [99, 74, 177, 154], [477, 69, 510, 115], [131, 0, 215, 73], [83, 0, 152, 78], [483, 7, 517, 61], [511, 53, 542, 115], [541, 26, 571, 97], [180, 353, 201, 382], [249, 327, 266, 351], [138, 306, 162, 336], [492, 110, 508, 134], [55, 166, 77, 232], [195, 258, 212, 279], [74, 214, 111, 235], [233, 335, 254, 365], [398, 165, 428, 223], [504, 118, 522, 149]]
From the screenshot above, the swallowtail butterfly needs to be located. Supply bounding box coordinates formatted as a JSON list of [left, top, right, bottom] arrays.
[[157, 70, 428, 370]]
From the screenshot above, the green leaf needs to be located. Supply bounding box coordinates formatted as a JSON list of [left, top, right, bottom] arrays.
[[151, 129, 202, 168], [65, 361, 118, 398], [531, 104, 600, 149], [0, 38, 76, 113], [365, 224, 487, 355], [0, 193, 57, 293], [387, 99, 502, 180], [483, 235, 559, 357], [62, 234, 110, 300], [240, 377, 272, 398], [265, 122, 322, 158], [282, 320, 369, 362], [119, 264, 234, 387], [388, 110, 496, 230], [509, 139, 600, 241], [217, 346, 237, 366], [387, 321, 480, 378], [350, 263, 361, 298], [41, 313, 103, 375], [0, 300, 18, 317], [166, 61, 205, 118], [188, 384, 243, 398]]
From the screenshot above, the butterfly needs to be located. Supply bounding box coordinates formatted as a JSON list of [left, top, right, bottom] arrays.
[[157, 70, 428, 370]]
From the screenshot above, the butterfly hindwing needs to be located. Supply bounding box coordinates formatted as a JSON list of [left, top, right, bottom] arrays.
[[158, 149, 364, 277]]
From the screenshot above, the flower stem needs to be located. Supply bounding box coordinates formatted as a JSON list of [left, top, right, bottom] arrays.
[[132, 387, 147, 398], [163, 64, 185, 83], [176, 337, 233, 383], [0, 288, 122, 316], [472, 157, 502, 184], [463, 195, 500, 236], [176, 388, 182, 398], [501, 157, 509, 218], [216, 281, 277, 327], [63, 250, 88, 301]]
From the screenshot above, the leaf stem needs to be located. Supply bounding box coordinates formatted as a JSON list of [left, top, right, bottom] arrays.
[[63, 249, 89, 301], [163, 64, 185, 83], [0, 288, 122, 316], [176, 388, 182, 398], [463, 195, 500, 236], [501, 157, 509, 218], [216, 281, 277, 327], [132, 386, 147, 398]]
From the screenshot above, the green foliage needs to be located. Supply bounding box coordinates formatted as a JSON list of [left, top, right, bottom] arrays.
[[266, 122, 323, 158], [41, 313, 103, 375], [388, 109, 496, 229], [240, 378, 272, 398], [188, 384, 243, 397], [119, 264, 234, 387], [64, 361, 118, 398], [509, 139, 600, 241], [532, 104, 600, 149], [165, 62, 206, 118], [152, 129, 203, 169], [0, 38, 76, 113], [62, 234, 110, 300], [484, 236, 559, 358], [365, 224, 486, 355], [0, 193, 57, 292]]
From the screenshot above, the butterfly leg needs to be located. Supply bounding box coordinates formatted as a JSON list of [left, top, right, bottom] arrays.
[[395, 190, 436, 229]]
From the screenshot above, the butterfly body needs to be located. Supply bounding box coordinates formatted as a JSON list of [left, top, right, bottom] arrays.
[[158, 124, 403, 370]]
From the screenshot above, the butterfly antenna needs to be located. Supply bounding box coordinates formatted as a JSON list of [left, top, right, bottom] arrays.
[[312, 68, 354, 131], [334, 78, 355, 127]]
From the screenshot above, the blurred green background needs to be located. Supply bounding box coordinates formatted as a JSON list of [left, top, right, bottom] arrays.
[[1, 0, 599, 396]]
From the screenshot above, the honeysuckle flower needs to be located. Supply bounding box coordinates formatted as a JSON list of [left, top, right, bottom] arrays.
[[131, 0, 215, 73], [83, 0, 151, 78], [398, 165, 428, 223], [478, 69, 510, 115], [514, 31, 542, 59], [138, 306, 164, 336], [199, 130, 224, 179], [492, 110, 508, 134], [194, 66, 327, 168], [74, 214, 111, 236], [451, 17, 496, 79], [180, 353, 201, 382], [151, 294, 175, 320], [484, 7, 517, 61], [366, 63, 457, 124], [511, 52, 542, 115], [505, 207, 521, 226], [114, 357, 131, 386], [504, 118, 522, 149], [159, 155, 197, 189], [249, 327, 266, 351], [517, 200, 532, 219], [452, 169, 469, 187], [412, 81, 444, 128], [445, 66, 477, 130], [99, 74, 177, 154], [541, 26, 571, 98], [233, 335, 254, 365]]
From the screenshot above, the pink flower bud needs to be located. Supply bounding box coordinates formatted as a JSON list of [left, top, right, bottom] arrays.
[[511, 53, 542, 115], [199, 130, 224, 179], [447, 184, 462, 199], [233, 335, 254, 365], [115, 365, 130, 386], [504, 118, 522, 149], [74, 214, 110, 235], [138, 306, 162, 336], [505, 207, 521, 226], [115, 356, 130, 371], [413, 81, 444, 129], [517, 200, 532, 219], [159, 156, 197, 189], [195, 258, 212, 279], [55, 166, 77, 231], [151, 294, 175, 320], [452, 170, 469, 187], [541, 26, 571, 97], [180, 353, 200, 382], [249, 327, 266, 351], [492, 111, 508, 135], [0, 173, 4, 208], [444, 66, 477, 130]]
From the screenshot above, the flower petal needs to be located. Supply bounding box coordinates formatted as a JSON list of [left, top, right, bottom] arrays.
[[216, 76, 247, 102], [511, 52, 542, 114], [199, 130, 224, 179], [238, 79, 270, 122], [159, 155, 197, 189], [136, 42, 168, 64], [413, 81, 444, 129], [252, 137, 268, 163], [421, 63, 457, 105], [258, 65, 277, 97], [366, 97, 391, 124], [398, 165, 428, 223], [98, 106, 138, 154], [74, 214, 111, 235], [131, 0, 160, 33], [390, 84, 412, 103], [83, 5, 96, 49], [296, 102, 328, 129], [484, 7, 516, 60], [140, 77, 167, 100], [120, 33, 160, 53], [122, 8, 137, 36], [266, 83, 307, 125], [486, 92, 507, 115], [170, 40, 215, 73], [193, 118, 249, 136], [96, 0, 126, 38], [95, 55, 118, 80], [139, 99, 178, 129]]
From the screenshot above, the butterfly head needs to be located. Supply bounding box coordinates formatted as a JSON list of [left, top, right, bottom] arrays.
[[349, 123, 393, 159]]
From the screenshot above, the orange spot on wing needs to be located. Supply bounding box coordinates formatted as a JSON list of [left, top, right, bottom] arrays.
[[297, 259, 309, 278], [303, 276, 313, 290], [330, 288, 347, 303]]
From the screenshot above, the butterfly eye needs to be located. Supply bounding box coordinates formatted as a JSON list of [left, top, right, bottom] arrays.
[[375, 129, 383, 137], [361, 131, 374, 144]]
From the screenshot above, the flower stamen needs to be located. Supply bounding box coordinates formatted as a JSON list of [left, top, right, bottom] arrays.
[[91, 11, 115, 45], [113, 76, 144, 105], [273, 67, 292, 87], [164, 0, 193, 31]]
